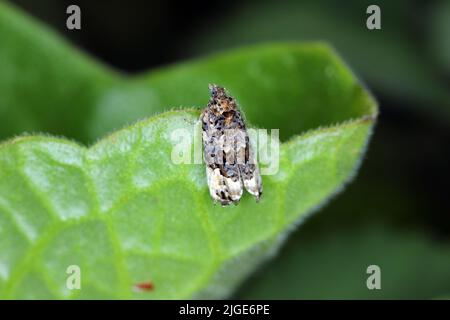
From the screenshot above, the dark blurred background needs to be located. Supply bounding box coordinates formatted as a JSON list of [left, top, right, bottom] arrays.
[[9, 0, 450, 298]]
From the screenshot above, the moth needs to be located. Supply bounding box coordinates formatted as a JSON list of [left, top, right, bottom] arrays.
[[201, 84, 262, 206]]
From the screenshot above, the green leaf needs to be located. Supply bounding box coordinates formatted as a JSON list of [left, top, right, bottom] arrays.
[[0, 106, 375, 299], [0, 2, 377, 299]]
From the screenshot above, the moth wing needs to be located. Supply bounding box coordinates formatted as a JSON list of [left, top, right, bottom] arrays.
[[238, 133, 263, 201], [202, 112, 243, 205], [205, 165, 243, 205]]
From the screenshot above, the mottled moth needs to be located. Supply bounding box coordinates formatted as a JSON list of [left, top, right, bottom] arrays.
[[201, 84, 262, 205]]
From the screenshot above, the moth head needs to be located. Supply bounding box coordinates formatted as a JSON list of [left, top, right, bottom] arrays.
[[208, 84, 236, 115]]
